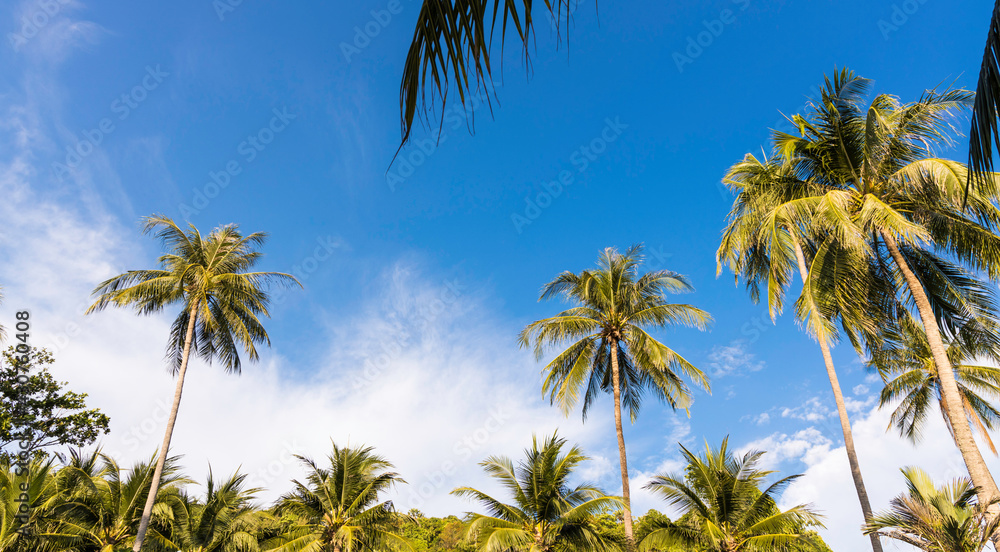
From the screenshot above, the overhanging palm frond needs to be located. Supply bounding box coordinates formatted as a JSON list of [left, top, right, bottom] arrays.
[[969, 0, 1000, 197]]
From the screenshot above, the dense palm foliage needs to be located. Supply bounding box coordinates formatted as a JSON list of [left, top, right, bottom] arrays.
[[398, 0, 581, 147], [772, 68, 1000, 512], [969, 1, 1000, 193], [271, 443, 411, 552], [640, 438, 822, 552], [865, 467, 1000, 552], [519, 245, 711, 546], [451, 433, 622, 552], [1, 458, 58, 552], [718, 151, 885, 552], [162, 470, 265, 552], [86, 215, 298, 552], [869, 313, 1000, 455]]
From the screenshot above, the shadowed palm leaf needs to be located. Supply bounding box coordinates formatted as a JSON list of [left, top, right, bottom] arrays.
[[969, 0, 1000, 196], [451, 433, 622, 552]]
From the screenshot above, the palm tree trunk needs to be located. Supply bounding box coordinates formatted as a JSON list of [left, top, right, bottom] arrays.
[[608, 338, 635, 551], [792, 236, 883, 552], [132, 300, 199, 552], [880, 232, 1000, 510]]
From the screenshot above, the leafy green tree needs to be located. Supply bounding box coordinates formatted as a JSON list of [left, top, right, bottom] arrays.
[[639, 438, 822, 552], [718, 152, 885, 552], [0, 347, 110, 462], [451, 433, 622, 552], [519, 245, 711, 546], [51, 449, 189, 552], [162, 469, 265, 552], [869, 313, 1000, 455], [86, 215, 298, 552], [865, 467, 1000, 552], [271, 443, 412, 552], [775, 68, 1000, 513]]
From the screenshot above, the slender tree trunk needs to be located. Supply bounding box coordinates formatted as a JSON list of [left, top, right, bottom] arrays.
[[132, 300, 199, 552], [881, 233, 1000, 509], [608, 338, 635, 551], [792, 237, 883, 552]]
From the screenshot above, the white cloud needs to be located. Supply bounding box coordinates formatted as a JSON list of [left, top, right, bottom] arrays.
[[707, 339, 764, 378], [853, 384, 869, 396], [780, 396, 834, 422]]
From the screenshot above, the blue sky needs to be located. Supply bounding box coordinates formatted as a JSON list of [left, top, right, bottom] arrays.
[[1, 1, 998, 550]]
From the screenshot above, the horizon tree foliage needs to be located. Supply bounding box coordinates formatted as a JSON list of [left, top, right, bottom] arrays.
[[86, 215, 299, 552], [0, 347, 110, 463], [451, 433, 623, 552], [519, 245, 711, 548]]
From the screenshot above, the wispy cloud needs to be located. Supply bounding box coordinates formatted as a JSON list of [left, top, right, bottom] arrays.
[[707, 339, 764, 378]]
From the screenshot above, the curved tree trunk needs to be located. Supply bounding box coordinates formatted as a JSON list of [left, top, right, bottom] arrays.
[[132, 300, 199, 552], [608, 339, 635, 551], [881, 233, 1000, 511], [792, 237, 883, 552]]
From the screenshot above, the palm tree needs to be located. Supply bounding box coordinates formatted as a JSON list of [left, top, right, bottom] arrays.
[[864, 467, 1000, 552], [51, 449, 189, 552], [86, 215, 298, 552], [451, 433, 622, 552], [639, 438, 822, 552], [397, 1, 581, 147], [718, 152, 886, 552], [518, 245, 711, 547], [870, 313, 1000, 455], [0, 457, 59, 552], [775, 68, 1000, 513], [162, 469, 265, 552], [271, 443, 412, 552]]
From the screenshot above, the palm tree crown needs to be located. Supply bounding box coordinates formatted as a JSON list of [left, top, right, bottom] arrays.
[[451, 433, 622, 552]]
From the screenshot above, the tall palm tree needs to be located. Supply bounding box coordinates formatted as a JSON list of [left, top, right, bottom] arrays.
[[518, 245, 711, 548], [86, 215, 298, 552], [51, 449, 189, 552], [870, 313, 1000, 455], [775, 68, 1000, 513], [451, 433, 622, 552], [718, 152, 886, 552], [271, 443, 412, 552], [864, 467, 1000, 552], [162, 469, 265, 552], [639, 438, 822, 552], [398, 1, 581, 147]]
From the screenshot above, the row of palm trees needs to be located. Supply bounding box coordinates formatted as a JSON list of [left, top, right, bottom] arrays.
[[0, 435, 835, 552]]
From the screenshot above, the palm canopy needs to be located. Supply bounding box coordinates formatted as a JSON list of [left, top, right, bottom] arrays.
[[869, 313, 1000, 455], [162, 469, 265, 552], [639, 438, 822, 552], [271, 443, 412, 552], [87, 215, 298, 373], [451, 433, 622, 552], [398, 0, 580, 148], [50, 449, 189, 552], [865, 467, 1000, 552], [0, 457, 59, 552], [519, 245, 712, 421]]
